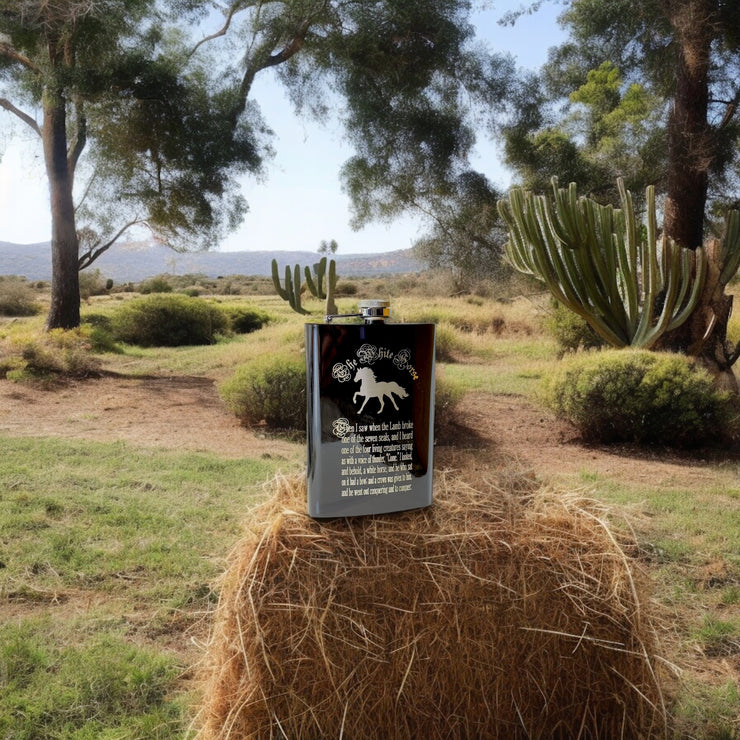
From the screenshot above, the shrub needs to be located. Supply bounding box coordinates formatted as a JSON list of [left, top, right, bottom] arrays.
[[220, 353, 306, 432], [222, 306, 271, 334], [0, 278, 41, 317], [78, 269, 110, 299], [4, 329, 102, 381], [541, 349, 734, 447], [434, 370, 465, 439], [138, 276, 173, 294], [109, 294, 228, 347], [544, 301, 605, 355]]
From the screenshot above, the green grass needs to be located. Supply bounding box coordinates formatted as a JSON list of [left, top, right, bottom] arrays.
[[2, 285, 740, 738], [0, 435, 298, 738]]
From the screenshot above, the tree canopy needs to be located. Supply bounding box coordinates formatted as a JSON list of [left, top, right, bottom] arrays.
[[504, 0, 740, 247], [0, 0, 512, 328]]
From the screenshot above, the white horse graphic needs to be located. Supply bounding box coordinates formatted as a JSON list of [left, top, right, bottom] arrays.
[[353, 367, 408, 413]]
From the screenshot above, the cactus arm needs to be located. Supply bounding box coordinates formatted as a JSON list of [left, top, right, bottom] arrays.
[[272, 259, 310, 314], [305, 257, 327, 300], [667, 246, 707, 331], [325, 259, 338, 316], [271, 259, 290, 300], [499, 178, 710, 350]]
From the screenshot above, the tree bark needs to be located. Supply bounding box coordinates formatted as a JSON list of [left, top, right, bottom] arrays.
[[660, 0, 738, 390], [663, 0, 712, 250], [43, 86, 80, 330]]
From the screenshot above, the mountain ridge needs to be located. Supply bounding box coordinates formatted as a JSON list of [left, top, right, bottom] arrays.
[[0, 241, 424, 282]]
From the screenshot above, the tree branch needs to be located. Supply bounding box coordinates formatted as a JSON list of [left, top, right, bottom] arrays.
[[0, 96, 41, 136], [67, 98, 87, 175], [77, 218, 146, 270], [188, 0, 246, 57], [0, 39, 40, 73]]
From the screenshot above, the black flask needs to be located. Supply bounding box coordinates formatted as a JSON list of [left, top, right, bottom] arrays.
[[305, 300, 435, 518]]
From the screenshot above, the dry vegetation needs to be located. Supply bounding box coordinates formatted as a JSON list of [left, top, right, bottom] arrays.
[[0, 273, 738, 738]]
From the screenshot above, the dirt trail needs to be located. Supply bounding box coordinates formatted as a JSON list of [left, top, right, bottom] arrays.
[[2, 376, 737, 492]]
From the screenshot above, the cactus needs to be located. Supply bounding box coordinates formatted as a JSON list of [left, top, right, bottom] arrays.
[[272, 257, 339, 315], [497, 177, 709, 350], [305, 256, 338, 314], [271, 259, 310, 315]]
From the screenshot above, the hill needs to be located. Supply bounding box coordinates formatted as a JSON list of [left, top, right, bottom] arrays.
[[0, 241, 424, 282]]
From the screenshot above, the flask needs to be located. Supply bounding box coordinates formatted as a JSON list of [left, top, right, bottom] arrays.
[[305, 300, 435, 517]]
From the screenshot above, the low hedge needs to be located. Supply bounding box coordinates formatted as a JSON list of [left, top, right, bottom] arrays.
[[110, 295, 229, 347], [541, 349, 735, 447]]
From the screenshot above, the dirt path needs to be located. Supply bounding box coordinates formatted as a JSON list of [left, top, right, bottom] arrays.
[[1, 376, 737, 492], [0, 375, 300, 462]]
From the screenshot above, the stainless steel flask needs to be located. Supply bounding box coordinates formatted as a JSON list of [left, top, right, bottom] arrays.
[[305, 300, 435, 518]]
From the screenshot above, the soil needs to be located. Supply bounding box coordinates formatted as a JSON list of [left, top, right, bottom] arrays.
[[1, 373, 738, 694], [1, 374, 738, 489]]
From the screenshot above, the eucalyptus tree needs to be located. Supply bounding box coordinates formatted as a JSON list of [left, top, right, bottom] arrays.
[[1, 0, 512, 330], [1, 0, 260, 329], [502, 0, 740, 384]]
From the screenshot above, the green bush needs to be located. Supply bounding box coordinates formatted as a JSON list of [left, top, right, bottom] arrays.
[[544, 301, 605, 355], [0, 277, 41, 317], [434, 370, 466, 439], [110, 294, 228, 347], [222, 305, 271, 334], [78, 268, 110, 299], [541, 349, 734, 447], [138, 276, 173, 294], [220, 353, 307, 432], [3, 329, 103, 381]]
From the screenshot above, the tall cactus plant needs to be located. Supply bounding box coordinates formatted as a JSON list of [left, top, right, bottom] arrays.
[[271, 257, 338, 316], [497, 178, 709, 350], [304, 257, 338, 315], [271, 260, 309, 315]]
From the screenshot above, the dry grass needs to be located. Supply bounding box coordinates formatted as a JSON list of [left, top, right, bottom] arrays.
[[197, 472, 670, 739]]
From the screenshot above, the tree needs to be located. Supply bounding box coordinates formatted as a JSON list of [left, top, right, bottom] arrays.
[[503, 0, 740, 385], [1, 0, 512, 329], [0, 0, 260, 329], [413, 170, 508, 288], [318, 239, 338, 255]]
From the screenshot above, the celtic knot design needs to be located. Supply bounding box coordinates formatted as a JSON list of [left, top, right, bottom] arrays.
[[356, 343, 379, 364], [332, 363, 352, 382], [393, 348, 411, 369], [332, 417, 353, 439]]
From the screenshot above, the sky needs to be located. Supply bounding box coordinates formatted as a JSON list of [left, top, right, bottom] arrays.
[[0, 1, 565, 255]]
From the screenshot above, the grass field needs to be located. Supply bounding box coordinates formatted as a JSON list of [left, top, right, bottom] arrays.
[[1, 279, 739, 738]]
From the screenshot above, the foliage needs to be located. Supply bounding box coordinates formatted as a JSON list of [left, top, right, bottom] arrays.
[[499, 178, 712, 349], [544, 300, 606, 355], [110, 294, 229, 347], [541, 349, 735, 447], [2, 329, 103, 381], [413, 171, 509, 287], [1, 0, 511, 330], [503, 0, 740, 226], [0, 277, 42, 317], [220, 353, 307, 433], [139, 276, 174, 294], [78, 269, 112, 300], [222, 305, 271, 334]]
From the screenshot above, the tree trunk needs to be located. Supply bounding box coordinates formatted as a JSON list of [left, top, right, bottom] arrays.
[[43, 87, 80, 330], [660, 0, 737, 390], [663, 0, 712, 251]]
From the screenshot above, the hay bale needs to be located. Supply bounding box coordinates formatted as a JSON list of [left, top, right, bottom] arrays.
[[197, 472, 668, 739]]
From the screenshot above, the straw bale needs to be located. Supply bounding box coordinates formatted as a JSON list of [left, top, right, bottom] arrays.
[[197, 471, 668, 739]]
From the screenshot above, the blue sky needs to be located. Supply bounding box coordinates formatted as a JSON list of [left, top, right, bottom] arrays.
[[0, 1, 564, 254]]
